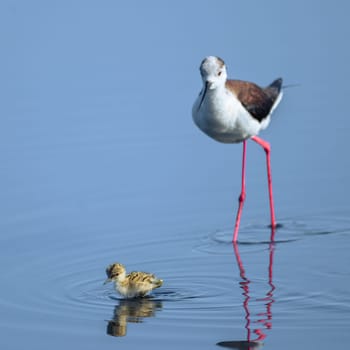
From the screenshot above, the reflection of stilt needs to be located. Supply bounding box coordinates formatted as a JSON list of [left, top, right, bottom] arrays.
[[217, 243, 276, 349], [106, 298, 162, 337]]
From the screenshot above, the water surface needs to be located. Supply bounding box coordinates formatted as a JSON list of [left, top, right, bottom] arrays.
[[1, 1, 350, 349]]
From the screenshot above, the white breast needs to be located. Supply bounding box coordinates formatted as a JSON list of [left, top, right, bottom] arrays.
[[192, 87, 263, 144]]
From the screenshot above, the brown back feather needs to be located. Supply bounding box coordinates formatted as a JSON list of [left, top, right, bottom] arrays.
[[226, 78, 282, 122]]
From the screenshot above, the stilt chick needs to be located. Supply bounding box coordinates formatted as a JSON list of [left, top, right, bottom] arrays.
[[104, 263, 163, 298]]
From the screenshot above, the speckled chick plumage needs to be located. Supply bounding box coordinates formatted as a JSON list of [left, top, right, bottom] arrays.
[[104, 263, 163, 298]]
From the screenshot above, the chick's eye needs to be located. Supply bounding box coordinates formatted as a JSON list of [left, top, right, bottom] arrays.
[[218, 71, 222, 76]]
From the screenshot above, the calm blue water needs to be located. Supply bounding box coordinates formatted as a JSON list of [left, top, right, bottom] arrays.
[[1, 1, 350, 349]]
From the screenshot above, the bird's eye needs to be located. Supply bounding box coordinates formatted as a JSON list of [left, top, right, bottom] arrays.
[[218, 71, 222, 76]]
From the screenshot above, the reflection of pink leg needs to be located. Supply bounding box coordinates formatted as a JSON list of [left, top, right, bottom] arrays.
[[233, 141, 247, 242], [233, 242, 251, 341], [266, 243, 275, 329], [233, 242, 268, 343], [232, 242, 275, 344], [251, 136, 277, 241], [256, 243, 276, 330]]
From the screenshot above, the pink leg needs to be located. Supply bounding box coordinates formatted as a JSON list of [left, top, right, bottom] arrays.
[[251, 136, 277, 240], [233, 140, 247, 242]]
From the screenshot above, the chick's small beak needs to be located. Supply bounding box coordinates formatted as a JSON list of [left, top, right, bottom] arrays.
[[103, 277, 112, 285]]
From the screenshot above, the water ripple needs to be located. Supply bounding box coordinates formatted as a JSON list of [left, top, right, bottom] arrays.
[[194, 215, 350, 254], [1, 213, 349, 338]]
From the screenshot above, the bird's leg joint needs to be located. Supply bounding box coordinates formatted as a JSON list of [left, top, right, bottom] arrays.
[[238, 191, 246, 203]]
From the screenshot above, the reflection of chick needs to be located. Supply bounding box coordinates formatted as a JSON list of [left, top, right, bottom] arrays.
[[107, 315, 127, 337], [104, 263, 163, 298], [107, 299, 163, 337]]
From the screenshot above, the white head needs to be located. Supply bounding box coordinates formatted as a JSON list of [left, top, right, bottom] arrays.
[[197, 56, 227, 111], [199, 56, 227, 89]]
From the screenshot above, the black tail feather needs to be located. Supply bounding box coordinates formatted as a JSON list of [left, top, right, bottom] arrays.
[[264, 78, 283, 100], [269, 78, 283, 91]]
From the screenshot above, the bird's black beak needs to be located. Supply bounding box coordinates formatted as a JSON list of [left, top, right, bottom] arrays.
[[197, 81, 208, 111]]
